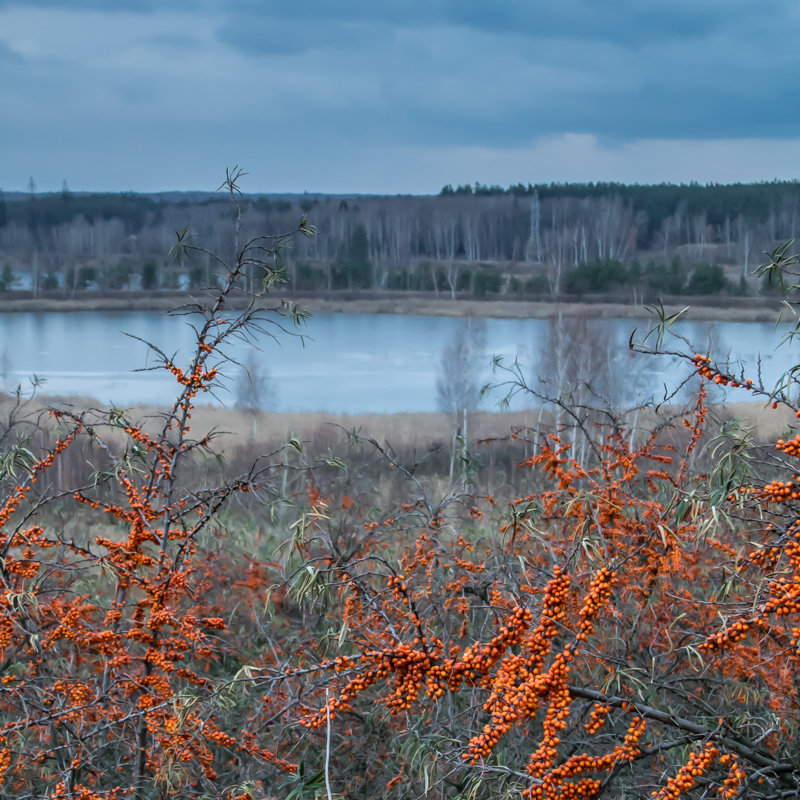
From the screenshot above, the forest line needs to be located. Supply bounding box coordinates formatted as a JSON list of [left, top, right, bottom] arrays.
[[0, 180, 798, 303]]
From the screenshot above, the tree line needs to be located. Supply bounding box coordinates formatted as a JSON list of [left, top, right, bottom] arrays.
[[0, 179, 798, 299]]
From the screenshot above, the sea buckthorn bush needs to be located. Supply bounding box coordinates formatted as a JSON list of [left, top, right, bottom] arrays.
[[1, 179, 800, 800]]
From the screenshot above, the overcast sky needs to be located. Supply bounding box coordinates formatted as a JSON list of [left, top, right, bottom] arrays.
[[2, 0, 799, 194]]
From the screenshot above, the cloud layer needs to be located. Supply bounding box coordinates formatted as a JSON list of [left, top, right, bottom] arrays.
[[1, 0, 798, 192]]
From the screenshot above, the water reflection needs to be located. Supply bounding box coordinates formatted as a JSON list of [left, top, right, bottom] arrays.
[[0, 310, 793, 413]]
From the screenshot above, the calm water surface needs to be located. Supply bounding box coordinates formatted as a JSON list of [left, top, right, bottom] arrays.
[[0, 310, 794, 413]]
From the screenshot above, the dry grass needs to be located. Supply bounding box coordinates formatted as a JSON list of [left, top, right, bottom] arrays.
[[8, 385, 788, 426], [110, 407, 537, 456], [3, 376, 793, 500], [0, 391, 792, 547], [715, 400, 797, 441], [0, 292, 784, 322], [6, 390, 789, 455], [293, 296, 784, 322]]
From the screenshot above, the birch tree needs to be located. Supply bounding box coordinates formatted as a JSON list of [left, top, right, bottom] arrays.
[[436, 317, 487, 483]]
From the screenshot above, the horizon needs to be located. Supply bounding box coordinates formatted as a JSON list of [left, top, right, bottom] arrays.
[[5, 177, 800, 200], [2, 2, 799, 195]]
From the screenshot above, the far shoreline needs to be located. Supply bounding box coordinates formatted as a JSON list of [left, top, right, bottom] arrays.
[[0, 290, 785, 323]]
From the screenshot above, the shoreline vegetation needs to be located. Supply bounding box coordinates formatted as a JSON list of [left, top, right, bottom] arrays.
[[2, 180, 799, 323], [0, 289, 786, 322], [7, 395, 792, 450], [3, 393, 790, 513]]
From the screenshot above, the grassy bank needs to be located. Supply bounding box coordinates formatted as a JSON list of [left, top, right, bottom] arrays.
[[134, 400, 798, 450], [295, 294, 784, 322], [0, 290, 785, 322], [10, 393, 791, 459]]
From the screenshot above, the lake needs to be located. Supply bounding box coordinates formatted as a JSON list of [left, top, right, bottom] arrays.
[[0, 309, 794, 413]]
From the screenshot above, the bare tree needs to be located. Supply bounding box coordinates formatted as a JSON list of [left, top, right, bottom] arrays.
[[527, 191, 542, 263], [436, 317, 487, 483], [534, 312, 631, 462], [234, 350, 277, 442], [1, 346, 10, 391]]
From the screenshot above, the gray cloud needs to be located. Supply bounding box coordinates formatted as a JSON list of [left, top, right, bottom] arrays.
[[216, 16, 378, 57], [146, 32, 206, 51], [1, 0, 799, 192], [215, 0, 792, 46], [0, 39, 22, 62], [212, 0, 800, 143], [0, 0, 159, 10], [439, 0, 777, 44]]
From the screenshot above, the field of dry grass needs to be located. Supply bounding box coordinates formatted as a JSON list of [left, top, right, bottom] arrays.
[[5, 391, 791, 456], [0, 391, 791, 553], [43, 403, 540, 456]]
